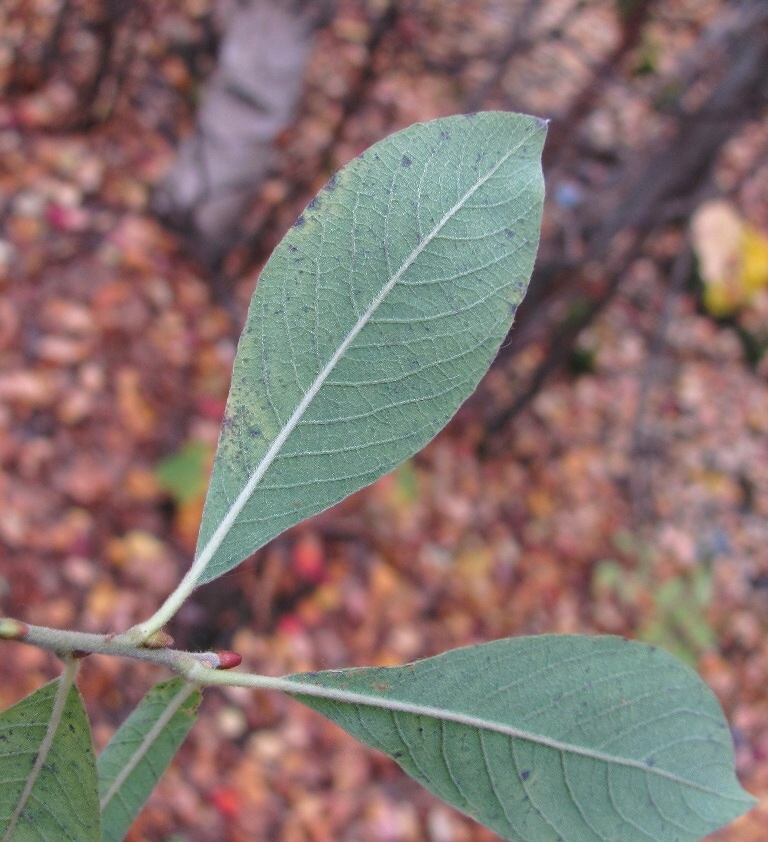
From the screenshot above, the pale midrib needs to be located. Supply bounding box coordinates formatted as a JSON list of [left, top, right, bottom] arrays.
[[2, 663, 79, 842], [188, 664, 745, 799], [141, 137, 525, 629], [99, 682, 197, 813]]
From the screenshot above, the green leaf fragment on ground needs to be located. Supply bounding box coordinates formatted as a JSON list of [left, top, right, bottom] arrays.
[[154, 441, 211, 504]]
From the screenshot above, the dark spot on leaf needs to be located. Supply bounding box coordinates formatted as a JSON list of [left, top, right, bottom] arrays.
[[505, 229, 516, 240], [327, 173, 339, 190], [288, 244, 298, 253], [308, 197, 319, 211], [294, 214, 306, 228], [646, 756, 656, 767], [440, 130, 450, 140], [400, 155, 412, 167], [521, 769, 531, 781]]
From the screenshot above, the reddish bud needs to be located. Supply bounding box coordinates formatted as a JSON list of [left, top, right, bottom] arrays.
[[215, 651, 242, 670], [0, 619, 28, 640]]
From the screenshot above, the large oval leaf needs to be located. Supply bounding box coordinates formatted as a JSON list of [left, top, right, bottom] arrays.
[[287, 635, 755, 842], [195, 111, 546, 583], [0, 678, 100, 841]]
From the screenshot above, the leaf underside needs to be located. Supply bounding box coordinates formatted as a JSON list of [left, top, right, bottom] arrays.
[[0, 679, 100, 841], [97, 679, 201, 842], [195, 111, 547, 583], [288, 635, 755, 842]]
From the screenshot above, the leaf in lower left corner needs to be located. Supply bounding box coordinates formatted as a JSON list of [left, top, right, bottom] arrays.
[[0, 678, 100, 841]]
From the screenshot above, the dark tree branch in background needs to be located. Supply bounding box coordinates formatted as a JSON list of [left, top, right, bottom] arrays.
[[463, 0, 548, 112], [68, 0, 136, 130], [481, 0, 768, 448], [627, 245, 694, 523]]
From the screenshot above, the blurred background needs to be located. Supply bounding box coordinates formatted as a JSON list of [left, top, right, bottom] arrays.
[[1, 0, 767, 838]]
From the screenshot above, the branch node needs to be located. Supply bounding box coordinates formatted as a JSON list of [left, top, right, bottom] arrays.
[[140, 630, 175, 650]]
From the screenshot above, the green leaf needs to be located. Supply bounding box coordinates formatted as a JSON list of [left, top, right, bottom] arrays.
[[287, 635, 755, 842], [195, 111, 546, 583], [97, 679, 201, 842], [0, 677, 100, 841], [154, 441, 211, 504]]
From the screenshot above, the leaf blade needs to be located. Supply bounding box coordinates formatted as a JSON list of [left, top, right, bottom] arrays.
[[195, 111, 546, 583], [0, 678, 100, 842], [97, 679, 201, 842], [286, 635, 755, 842]]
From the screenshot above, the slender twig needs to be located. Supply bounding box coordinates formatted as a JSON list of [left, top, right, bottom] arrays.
[[0, 619, 222, 673]]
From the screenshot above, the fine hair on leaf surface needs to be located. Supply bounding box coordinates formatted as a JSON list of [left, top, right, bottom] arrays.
[[191, 111, 547, 587], [286, 635, 754, 842]]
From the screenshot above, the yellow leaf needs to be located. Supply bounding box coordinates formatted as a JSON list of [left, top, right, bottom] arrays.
[[692, 200, 768, 316], [740, 224, 768, 295]]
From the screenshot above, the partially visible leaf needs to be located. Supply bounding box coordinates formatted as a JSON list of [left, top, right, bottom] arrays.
[[97, 679, 201, 842], [0, 678, 100, 841], [154, 440, 211, 505], [692, 199, 768, 316], [287, 635, 755, 842], [195, 111, 546, 584]]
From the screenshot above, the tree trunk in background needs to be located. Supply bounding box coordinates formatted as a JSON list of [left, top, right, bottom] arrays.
[[151, 0, 334, 264]]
